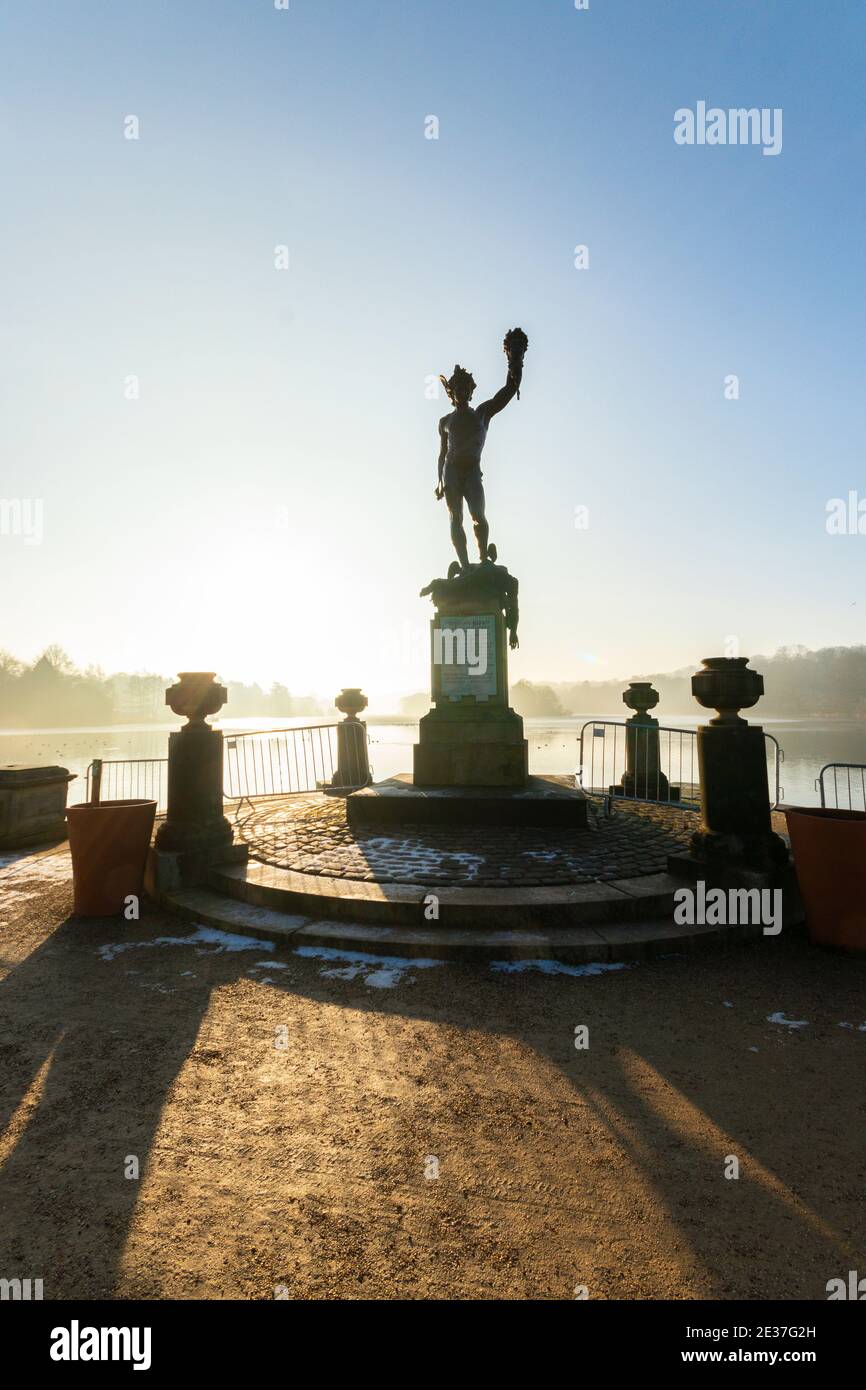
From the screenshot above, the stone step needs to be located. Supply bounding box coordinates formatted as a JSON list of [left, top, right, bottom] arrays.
[[164, 886, 761, 963], [208, 860, 683, 929]]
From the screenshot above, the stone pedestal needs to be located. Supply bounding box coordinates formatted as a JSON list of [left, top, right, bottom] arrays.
[[413, 562, 527, 788], [331, 688, 371, 789], [679, 657, 787, 870], [348, 772, 588, 829], [615, 681, 673, 801], [156, 723, 232, 854], [0, 764, 74, 849], [154, 672, 233, 860]]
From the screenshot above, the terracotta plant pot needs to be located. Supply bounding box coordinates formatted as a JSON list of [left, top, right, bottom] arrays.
[[66, 799, 157, 917], [785, 806, 866, 952]]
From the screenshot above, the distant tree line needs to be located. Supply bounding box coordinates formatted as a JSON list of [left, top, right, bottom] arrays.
[[400, 645, 866, 720], [0, 648, 327, 728], [4, 643, 866, 729], [551, 646, 866, 719]]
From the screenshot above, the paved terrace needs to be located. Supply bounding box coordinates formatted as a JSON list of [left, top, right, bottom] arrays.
[[234, 793, 701, 884]]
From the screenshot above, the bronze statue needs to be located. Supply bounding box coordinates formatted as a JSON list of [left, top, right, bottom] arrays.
[[435, 328, 528, 571]]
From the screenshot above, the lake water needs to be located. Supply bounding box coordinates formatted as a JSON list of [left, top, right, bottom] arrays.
[[1, 714, 864, 809]]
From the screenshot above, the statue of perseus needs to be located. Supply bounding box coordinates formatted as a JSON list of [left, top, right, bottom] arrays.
[[435, 328, 528, 571]]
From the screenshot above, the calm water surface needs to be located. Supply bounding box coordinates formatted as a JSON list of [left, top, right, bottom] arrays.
[[1, 715, 864, 808]]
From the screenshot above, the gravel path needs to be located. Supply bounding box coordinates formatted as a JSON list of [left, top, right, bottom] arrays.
[[0, 845, 863, 1300]]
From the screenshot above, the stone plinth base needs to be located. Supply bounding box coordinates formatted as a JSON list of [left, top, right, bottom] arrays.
[[413, 705, 528, 788], [154, 725, 232, 855], [667, 849, 803, 927], [145, 840, 249, 897], [347, 773, 589, 830], [0, 765, 74, 849]]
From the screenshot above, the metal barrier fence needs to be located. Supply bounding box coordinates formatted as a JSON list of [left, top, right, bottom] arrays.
[[224, 723, 368, 803], [816, 763, 866, 812], [578, 721, 783, 812], [84, 722, 370, 814], [85, 757, 168, 810]]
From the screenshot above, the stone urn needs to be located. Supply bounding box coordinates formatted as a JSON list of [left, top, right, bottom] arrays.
[[165, 672, 227, 725], [335, 687, 368, 721], [623, 680, 659, 723], [691, 657, 763, 727]]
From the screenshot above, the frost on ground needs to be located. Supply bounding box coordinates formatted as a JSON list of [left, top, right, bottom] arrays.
[[363, 837, 486, 882], [293, 944, 443, 989], [491, 959, 632, 978], [98, 925, 274, 962], [0, 847, 72, 907], [767, 1011, 809, 1029]]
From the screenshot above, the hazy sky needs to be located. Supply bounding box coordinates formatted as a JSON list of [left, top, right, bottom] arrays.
[[1, 1, 864, 700]]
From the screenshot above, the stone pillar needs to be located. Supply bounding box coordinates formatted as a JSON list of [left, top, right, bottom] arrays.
[[616, 681, 672, 801], [332, 687, 371, 788], [154, 672, 232, 855], [689, 657, 786, 867], [413, 562, 527, 787]]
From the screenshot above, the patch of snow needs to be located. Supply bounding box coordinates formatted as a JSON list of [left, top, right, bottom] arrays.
[[767, 1011, 808, 1029], [749, 1046, 759, 1053], [362, 837, 486, 882], [0, 849, 70, 880], [0, 851, 31, 871], [491, 959, 632, 978], [723, 1000, 733, 1008], [188, 925, 275, 954], [0, 848, 72, 905], [250, 959, 288, 970], [293, 944, 442, 989], [98, 924, 275, 962]]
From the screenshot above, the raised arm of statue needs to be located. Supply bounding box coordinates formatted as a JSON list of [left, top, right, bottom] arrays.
[[477, 374, 518, 424], [478, 326, 528, 425]]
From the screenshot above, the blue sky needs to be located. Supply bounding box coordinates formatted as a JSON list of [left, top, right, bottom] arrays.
[[1, 0, 864, 700]]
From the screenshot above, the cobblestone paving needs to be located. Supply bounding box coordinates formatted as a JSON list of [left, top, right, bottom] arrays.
[[236, 793, 700, 886]]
